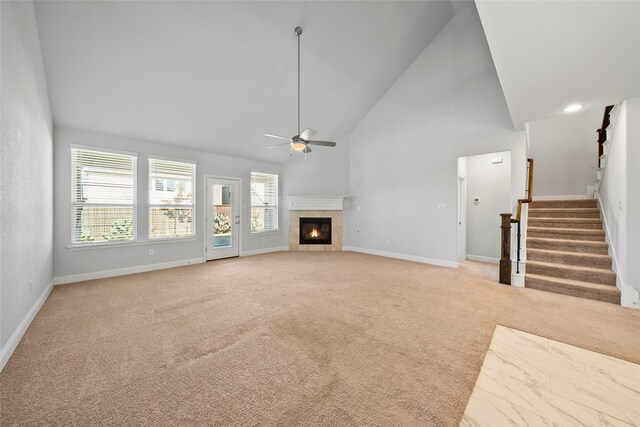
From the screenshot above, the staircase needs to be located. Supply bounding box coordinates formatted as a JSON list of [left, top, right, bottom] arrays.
[[525, 199, 620, 304]]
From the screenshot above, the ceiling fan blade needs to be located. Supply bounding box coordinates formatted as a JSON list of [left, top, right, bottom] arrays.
[[264, 133, 291, 141], [299, 128, 316, 140], [267, 142, 292, 149], [306, 140, 337, 147], [303, 146, 312, 153]]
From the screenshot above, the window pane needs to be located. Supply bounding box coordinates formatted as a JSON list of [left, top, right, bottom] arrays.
[[71, 148, 136, 244], [251, 207, 264, 232], [149, 159, 194, 205], [250, 171, 278, 232], [150, 207, 193, 238], [72, 207, 134, 242], [263, 206, 277, 231], [72, 149, 135, 205], [149, 158, 195, 239]]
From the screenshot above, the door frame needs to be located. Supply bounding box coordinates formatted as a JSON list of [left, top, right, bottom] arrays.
[[203, 174, 243, 260], [457, 175, 467, 261]]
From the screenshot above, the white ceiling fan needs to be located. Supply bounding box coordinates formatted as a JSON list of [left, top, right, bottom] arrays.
[[265, 26, 337, 158]]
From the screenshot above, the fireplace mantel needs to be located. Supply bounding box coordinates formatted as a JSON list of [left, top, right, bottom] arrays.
[[285, 196, 347, 211]]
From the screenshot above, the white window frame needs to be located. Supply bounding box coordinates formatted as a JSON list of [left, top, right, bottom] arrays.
[[250, 171, 279, 233], [148, 156, 196, 240], [70, 145, 138, 247]]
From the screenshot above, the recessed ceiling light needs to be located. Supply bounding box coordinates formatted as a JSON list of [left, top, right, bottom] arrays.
[[563, 104, 583, 113]]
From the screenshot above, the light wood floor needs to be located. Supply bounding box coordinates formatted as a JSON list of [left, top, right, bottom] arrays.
[[461, 325, 640, 426]]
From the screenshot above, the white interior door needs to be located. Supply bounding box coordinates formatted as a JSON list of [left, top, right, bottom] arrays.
[[206, 177, 240, 260]]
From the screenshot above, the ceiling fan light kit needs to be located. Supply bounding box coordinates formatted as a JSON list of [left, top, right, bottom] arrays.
[[265, 26, 337, 158]]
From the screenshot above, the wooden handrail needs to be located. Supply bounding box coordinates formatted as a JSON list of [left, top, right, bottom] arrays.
[[511, 158, 534, 223], [500, 157, 534, 284], [597, 105, 614, 168]]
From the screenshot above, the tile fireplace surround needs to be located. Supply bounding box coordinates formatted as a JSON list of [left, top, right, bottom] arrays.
[[287, 196, 346, 251]]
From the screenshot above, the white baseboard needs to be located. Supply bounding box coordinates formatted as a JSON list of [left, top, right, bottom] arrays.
[[595, 193, 638, 309], [511, 273, 525, 288], [534, 195, 591, 200], [240, 246, 288, 257], [343, 246, 458, 268], [54, 258, 205, 285], [466, 254, 499, 264], [1, 278, 54, 372], [621, 283, 640, 309]]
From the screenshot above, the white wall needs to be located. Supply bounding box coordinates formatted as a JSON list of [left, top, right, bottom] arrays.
[[465, 151, 511, 261], [528, 107, 601, 198], [281, 138, 349, 197], [1, 1, 53, 365], [598, 98, 640, 308], [53, 127, 288, 280], [346, 5, 525, 266]]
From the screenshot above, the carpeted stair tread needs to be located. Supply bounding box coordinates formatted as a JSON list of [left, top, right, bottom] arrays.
[[528, 217, 602, 229], [525, 198, 618, 304], [528, 208, 600, 218], [526, 237, 609, 255], [530, 199, 597, 208], [527, 227, 605, 242], [526, 248, 612, 269], [525, 273, 620, 304], [526, 260, 616, 286]]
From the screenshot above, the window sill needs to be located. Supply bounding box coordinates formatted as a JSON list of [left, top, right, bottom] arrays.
[[250, 230, 280, 236], [67, 237, 197, 250]]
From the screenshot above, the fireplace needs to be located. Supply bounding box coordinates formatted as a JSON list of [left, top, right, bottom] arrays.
[[299, 217, 332, 245]]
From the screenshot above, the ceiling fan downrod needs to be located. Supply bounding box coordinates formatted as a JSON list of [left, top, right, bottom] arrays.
[[295, 26, 302, 137], [263, 26, 337, 157]]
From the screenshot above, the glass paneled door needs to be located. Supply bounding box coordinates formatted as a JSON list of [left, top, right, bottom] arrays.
[[206, 177, 240, 260]]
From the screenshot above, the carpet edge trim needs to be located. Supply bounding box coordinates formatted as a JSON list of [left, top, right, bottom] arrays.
[[53, 258, 205, 285], [240, 246, 289, 257], [0, 278, 54, 372], [343, 246, 459, 268], [597, 193, 640, 309], [466, 254, 500, 264]]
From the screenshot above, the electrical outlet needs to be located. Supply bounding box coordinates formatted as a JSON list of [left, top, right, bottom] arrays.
[[385, 239, 389, 246], [149, 249, 155, 256], [396, 241, 400, 247], [29, 280, 33, 293], [261, 237, 266, 243], [438, 203, 447, 210]]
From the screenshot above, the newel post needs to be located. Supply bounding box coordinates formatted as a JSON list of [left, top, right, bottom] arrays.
[[499, 213, 512, 285]]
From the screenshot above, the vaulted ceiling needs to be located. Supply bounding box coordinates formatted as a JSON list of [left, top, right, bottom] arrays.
[[34, 1, 458, 163], [476, 0, 640, 129]]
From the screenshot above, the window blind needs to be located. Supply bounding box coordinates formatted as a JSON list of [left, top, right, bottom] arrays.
[[149, 158, 196, 239], [71, 147, 137, 244], [250, 171, 278, 232]]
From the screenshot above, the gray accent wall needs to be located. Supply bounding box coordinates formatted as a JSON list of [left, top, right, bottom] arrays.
[[1, 1, 54, 350], [528, 107, 601, 198], [465, 151, 512, 261], [598, 98, 640, 305], [345, 5, 526, 264], [53, 127, 287, 279]]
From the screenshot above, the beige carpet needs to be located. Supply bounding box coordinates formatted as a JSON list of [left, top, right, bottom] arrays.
[[1, 252, 639, 426]]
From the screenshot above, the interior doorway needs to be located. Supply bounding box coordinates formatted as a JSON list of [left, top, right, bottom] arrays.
[[205, 176, 240, 260], [457, 151, 511, 264], [457, 174, 467, 261]]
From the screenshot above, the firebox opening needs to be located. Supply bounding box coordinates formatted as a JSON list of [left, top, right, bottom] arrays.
[[299, 217, 332, 245]]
